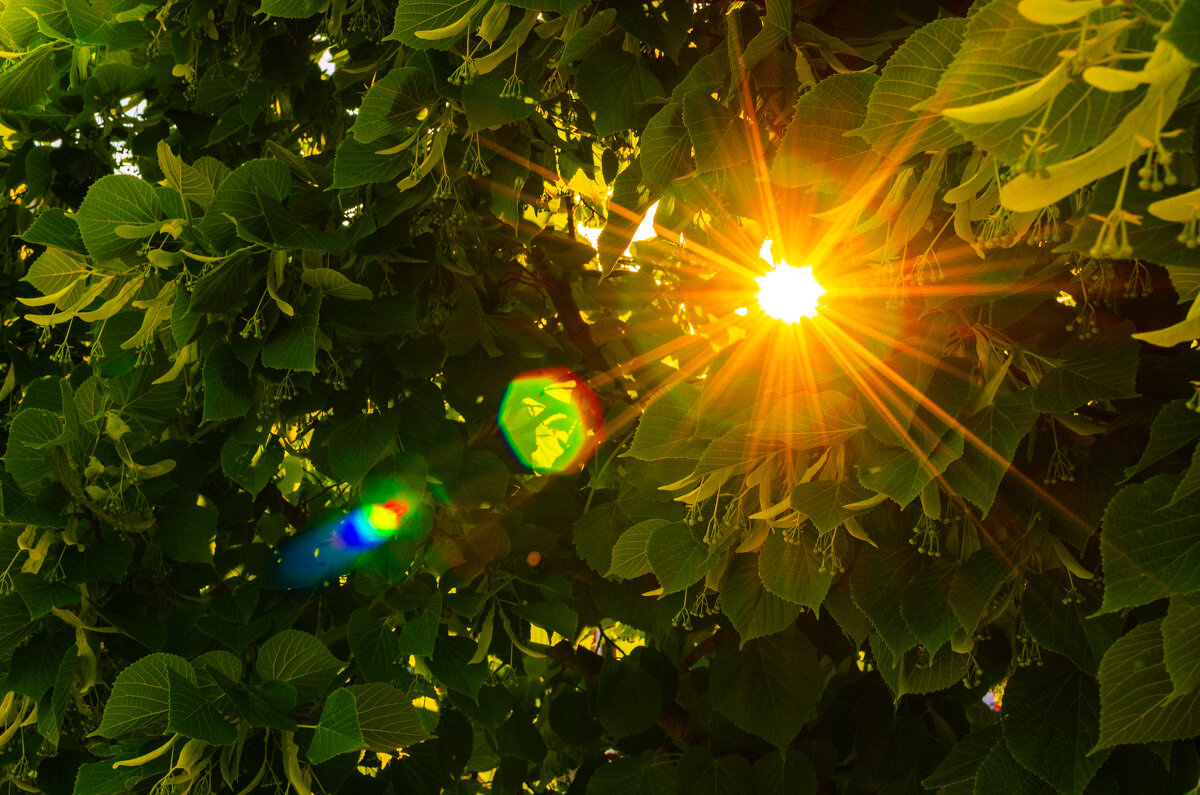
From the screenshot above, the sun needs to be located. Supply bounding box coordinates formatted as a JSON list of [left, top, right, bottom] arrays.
[[756, 262, 826, 323]]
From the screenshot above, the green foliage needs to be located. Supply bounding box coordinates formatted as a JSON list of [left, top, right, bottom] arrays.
[[1, 0, 1199, 792]]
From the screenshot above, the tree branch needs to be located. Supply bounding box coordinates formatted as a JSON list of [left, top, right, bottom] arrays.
[[677, 626, 732, 672]]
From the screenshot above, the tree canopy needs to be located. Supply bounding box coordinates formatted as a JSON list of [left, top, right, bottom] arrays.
[[2, 0, 1200, 793]]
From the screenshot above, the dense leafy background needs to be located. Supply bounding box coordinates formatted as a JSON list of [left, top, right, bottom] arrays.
[[1, 0, 1200, 793]]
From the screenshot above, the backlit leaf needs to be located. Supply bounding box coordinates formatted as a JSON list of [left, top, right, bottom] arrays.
[[1096, 619, 1200, 751], [1099, 474, 1200, 614], [94, 653, 196, 738]]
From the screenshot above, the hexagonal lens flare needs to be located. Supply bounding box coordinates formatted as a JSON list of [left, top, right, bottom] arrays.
[[498, 368, 603, 473]]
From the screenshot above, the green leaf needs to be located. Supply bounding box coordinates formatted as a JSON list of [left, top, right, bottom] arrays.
[[585, 755, 675, 795], [187, 257, 255, 314], [220, 419, 284, 498], [550, 690, 601, 747], [740, 0, 791, 71], [710, 625, 823, 748], [573, 502, 623, 575], [156, 141, 215, 210], [0, 0, 64, 49], [974, 739, 1058, 795], [0, 43, 55, 109], [489, 133, 528, 228], [927, 0, 1126, 167], [949, 546, 1012, 633], [21, 246, 90, 297], [258, 0, 323, 19], [719, 552, 803, 643], [606, 519, 662, 579], [462, 70, 537, 132], [75, 175, 163, 261], [1163, 593, 1200, 696], [596, 659, 661, 738], [20, 210, 86, 254], [1032, 330, 1140, 413], [639, 101, 693, 190], [753, 390, 865, 449], [72, 758, 165, 795], [682, 91, 753, 173], [197, 159, 290, 253], [9, 630, 71, 701], [386, 0, 491, 49], [94, 653, 196, 738], [509, 601, 578, 640], [156, 491, 218, 564], [1021, 571, 1121, 676], [1124, 399, 1200, 479], [255, 629, 344, 702], [555, 7, 617, 68], [751, 750, 818, 795], [574, 49, 664, 138], [345, 682, 431, 750], [850, 18, 966, 156], [644, 520, 721, 594], [675, 746, 752, 795], [850, 535, 920, 656], [12, 573, 78, 619], [346, 609, 402, 682], [262, 290, 321, 372], [312, 409, 401, 488], [789, 479, 872, 534], [1002, 660, 1107, 795], [769, 72, 879, 192], [166, 667, 237, 745], [858, 429, 964, 509], [4, 408, 65, 490], [193, 650, 243, 711], [396, 592, 441, 659], [331, 134, 411, 189], [899, 560, 959, 654], [349, 67, 434, 144], [896, 645, 966, 697], [37, 641, 77, 746], [0, 593, 32, 662], [64, 0, 154, 46], [757, 529, 832, 611], [1099, 473, 1200, 614], [1096, 618, 1200, 751], [299, 268, 372, 300], [1162, 0, 1200, 62], [924, 724, 1002, 788], [308, 688, 365, 763], [942, 391, 1039, 516], [597, 161, 650, 277], [202, 343, 253, 423], [427, 634, 488, 699], [1170, 443, 1200, 506]]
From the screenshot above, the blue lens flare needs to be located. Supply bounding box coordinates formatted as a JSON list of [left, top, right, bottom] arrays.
[[270, 496, 416, 589]]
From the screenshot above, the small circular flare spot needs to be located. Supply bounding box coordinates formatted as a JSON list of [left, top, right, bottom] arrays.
[[756, 263, 826, 323]]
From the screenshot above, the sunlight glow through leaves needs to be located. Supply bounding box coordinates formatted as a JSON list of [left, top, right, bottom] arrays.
[[755, 258, 826, 323]]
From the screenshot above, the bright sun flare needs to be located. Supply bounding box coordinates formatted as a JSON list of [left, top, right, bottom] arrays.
[[756, 263, 826, 323]]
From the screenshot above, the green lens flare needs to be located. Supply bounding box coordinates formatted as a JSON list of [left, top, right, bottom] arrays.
[[498, 368, 603, 473]]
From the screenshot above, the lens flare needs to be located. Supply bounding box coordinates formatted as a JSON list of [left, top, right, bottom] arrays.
[[498, 368, 603, 473], [756, 263, 826, 322], [270, 495, 415, 589]]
